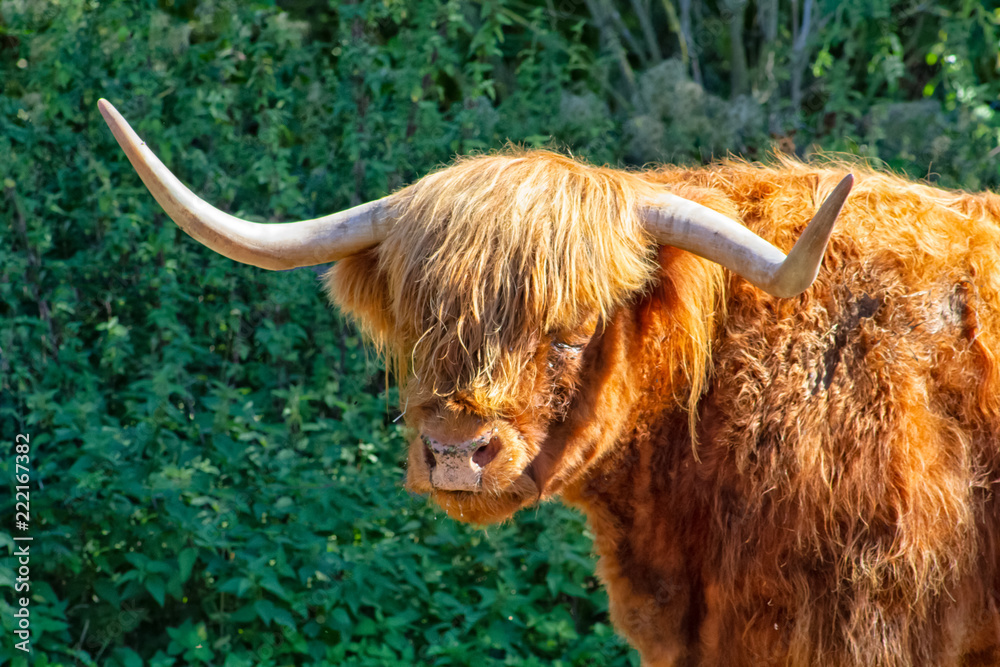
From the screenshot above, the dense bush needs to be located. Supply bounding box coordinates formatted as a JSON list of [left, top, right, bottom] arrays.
[[2, 1, 998, 665]]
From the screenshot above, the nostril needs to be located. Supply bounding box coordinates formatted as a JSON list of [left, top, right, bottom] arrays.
[[472, 435, 502, 468], [423, 441, 437, 470], [472, 446, 490, 467]]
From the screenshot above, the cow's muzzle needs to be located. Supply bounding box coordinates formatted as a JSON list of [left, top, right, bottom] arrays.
[[421, 432, 502, 491]]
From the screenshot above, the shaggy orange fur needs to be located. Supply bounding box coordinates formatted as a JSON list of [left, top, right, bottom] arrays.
[[325, 150, 1000, 665]]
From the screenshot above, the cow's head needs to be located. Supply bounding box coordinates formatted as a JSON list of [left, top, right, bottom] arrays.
[[99, 100, 852, 524]]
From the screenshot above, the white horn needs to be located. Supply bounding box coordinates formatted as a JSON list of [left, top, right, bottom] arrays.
[[98, 99, 392, 270], [641, 174, 853, 297]]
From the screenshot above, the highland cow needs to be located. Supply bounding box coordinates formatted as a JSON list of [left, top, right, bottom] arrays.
[[100, 98, 1000, 666]]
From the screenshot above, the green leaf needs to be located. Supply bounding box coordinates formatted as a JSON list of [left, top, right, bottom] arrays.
[[112, 647, 144, 667], [178, 548, 198, 584], [254, 599, 276, 625], [146, 577, 166, 607], [218, 577, 254, 598], [93, 579, 120, 606]]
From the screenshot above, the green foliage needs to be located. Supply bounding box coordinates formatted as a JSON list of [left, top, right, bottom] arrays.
[[1, 1, 634, 664], [2, 0, 999, 665], [811, 0, 1000, 187]]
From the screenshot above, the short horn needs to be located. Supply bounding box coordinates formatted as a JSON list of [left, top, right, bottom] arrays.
[[98, 99, 392, 270], [641, 174, 854, 298]]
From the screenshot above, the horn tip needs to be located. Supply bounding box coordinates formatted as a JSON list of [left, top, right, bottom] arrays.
[[97, 98, 119, 124], [837, 173, 855, 195]]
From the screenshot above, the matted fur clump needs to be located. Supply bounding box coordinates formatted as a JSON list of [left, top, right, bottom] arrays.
[[327, 150, 659, 412]]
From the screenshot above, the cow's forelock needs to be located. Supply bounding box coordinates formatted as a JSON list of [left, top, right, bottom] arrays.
[[372, 150, 659, 411]]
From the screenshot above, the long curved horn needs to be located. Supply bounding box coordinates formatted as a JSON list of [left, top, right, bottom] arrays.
[[98, 99, 392, 270], [641, 174, 854, 298]]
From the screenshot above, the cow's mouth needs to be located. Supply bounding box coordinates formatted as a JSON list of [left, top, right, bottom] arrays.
[[427, 459, 542, 524], [430, 458, 538, 496]]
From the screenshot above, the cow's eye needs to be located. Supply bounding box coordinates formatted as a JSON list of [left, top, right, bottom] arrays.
[[552, 341, 585, 352]]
